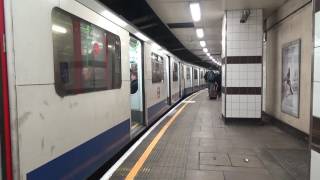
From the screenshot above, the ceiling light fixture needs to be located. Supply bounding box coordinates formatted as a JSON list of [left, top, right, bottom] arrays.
[[206, 53, 210, 56], [200, 41, 206, 47], [203, 48, 208, 53], [196, 28, 204, 38], [189, 2, 201, 22]]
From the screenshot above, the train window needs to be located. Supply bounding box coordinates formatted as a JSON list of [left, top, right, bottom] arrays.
[[151, 52, 164, 83], [200, 71, 204, 79], [194, 69, 198, 79], [52, 8, 121, 96], [186, 67, 190, 80], [172, 62, 178, 81], [181, 65, 184, 80]]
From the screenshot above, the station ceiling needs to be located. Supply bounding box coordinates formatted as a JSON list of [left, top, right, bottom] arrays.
[[99, 0, 286, 68]]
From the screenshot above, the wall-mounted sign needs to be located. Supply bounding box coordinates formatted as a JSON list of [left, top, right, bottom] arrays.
[[281, 39, 301, 118]]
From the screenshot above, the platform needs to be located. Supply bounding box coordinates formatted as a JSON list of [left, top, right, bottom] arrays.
[[108, 90, 309, 180]]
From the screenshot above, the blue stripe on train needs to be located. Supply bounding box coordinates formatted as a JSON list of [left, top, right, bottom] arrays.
[[27, 119, 130, 180], [184, 87, 193, 96], [147, 99, 170, 124]]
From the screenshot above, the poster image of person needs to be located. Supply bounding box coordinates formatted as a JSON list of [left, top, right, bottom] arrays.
[[281, 40, 300, 117]]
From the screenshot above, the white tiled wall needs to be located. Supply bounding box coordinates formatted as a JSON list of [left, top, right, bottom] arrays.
[[226, 9, 263, 57], [222, 14, 227, 58], [226, 64, 261, 87], [313, 46, 320, 118], [222, 9, 263, 119], [311, 150, 320, 180], [222, 64, 226, 86], [313, 82, 320, 118], [314, 47, 320, 82], [226, 95, 261, 118], [311, 11, 320, 180], [315, 12, 320, 48]]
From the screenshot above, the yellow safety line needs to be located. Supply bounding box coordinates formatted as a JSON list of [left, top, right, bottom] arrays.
[[125, 92, 200, 180]]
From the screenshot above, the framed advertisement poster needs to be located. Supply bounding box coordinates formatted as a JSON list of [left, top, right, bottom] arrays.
[[281, 39, 301, 117]]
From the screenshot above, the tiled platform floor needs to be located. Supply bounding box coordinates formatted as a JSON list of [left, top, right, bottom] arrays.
[[110, 90, 309, 180]]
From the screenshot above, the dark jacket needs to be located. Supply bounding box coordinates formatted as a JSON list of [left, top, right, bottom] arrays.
[[131, 80, 138, 94]]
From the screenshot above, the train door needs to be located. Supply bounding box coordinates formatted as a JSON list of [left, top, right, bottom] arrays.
[[129, 36, 145, 134], [0, 0, 12, 178], [166, 55, 171, 105], [179, 63, 184, 97], [191, 67, 194, 92]]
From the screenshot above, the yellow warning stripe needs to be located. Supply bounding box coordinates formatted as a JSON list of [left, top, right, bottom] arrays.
[[125, 92, 200, 180]]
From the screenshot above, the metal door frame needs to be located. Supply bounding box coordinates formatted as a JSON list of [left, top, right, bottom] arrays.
[[129, 35, 146, 130]]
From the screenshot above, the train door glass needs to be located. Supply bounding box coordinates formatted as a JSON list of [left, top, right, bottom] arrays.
[[129, 37, 144, 132]]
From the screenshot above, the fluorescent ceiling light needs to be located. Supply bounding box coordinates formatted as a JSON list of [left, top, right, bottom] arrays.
[[101, 10, 128, 28], [52, 24, 67, 34], [206, 53, 210, 56], [200, 41, 206, 47], [203, 48, 208, 53], [134, 32, 150, 42], [196, 28, 204, 38], [189, 3, 201, 22]]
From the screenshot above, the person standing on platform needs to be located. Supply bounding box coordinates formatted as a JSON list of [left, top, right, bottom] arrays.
[[215, 71, 222, 98], [204, 68, 216, 99]]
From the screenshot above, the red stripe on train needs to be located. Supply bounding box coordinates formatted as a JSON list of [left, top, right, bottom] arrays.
[[0, 0, 13, 179]]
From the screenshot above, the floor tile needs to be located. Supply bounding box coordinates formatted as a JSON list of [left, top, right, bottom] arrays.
[[229, 154, 264, 168], [200, 152, 231, 166], [186, 170, 224, 180], [224, 171, 274, 180]]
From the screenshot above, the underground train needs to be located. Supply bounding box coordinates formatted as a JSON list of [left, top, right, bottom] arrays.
[[0, 0, 208, 179]]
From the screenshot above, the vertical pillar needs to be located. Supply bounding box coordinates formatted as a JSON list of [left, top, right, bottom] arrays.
[[221, 9, 263, 121], [310, 1, 320, 180]]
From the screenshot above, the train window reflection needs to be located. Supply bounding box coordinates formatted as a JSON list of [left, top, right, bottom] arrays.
[[151, 53, 164, 83], [186, 67, 191, 80], [194, 69, 198, 79], [52, 8, 121, 96], [173, 62, 178, 82]]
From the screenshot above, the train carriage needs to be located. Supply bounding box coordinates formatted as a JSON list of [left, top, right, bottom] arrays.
[[144, 44, 170, 125]]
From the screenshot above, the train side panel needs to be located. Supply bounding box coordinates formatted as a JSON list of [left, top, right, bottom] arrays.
[[144, 44, 170, 125], [11, 0, 131, 179]]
